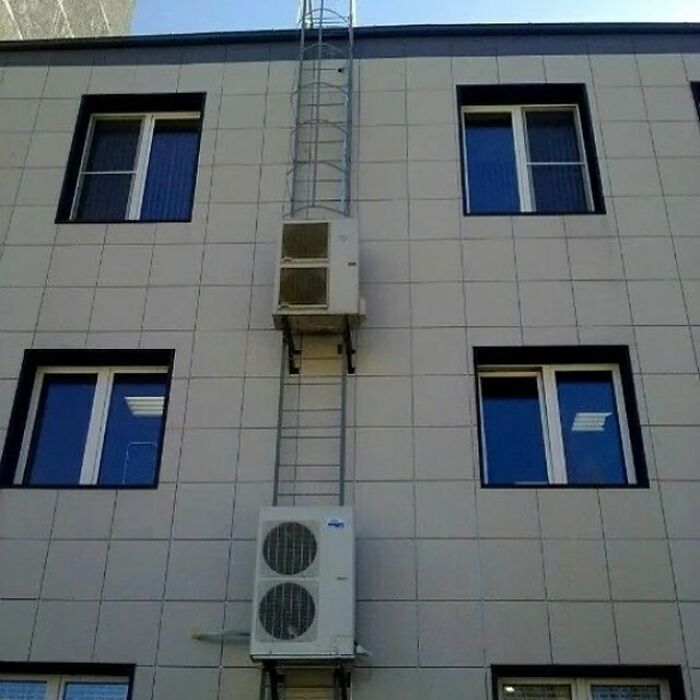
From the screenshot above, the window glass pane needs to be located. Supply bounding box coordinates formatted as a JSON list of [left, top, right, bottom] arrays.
[[140, 119, 199, 221], [591, 686, 661, 700], [0, 681, 47, 700], [481, 376, 549, 485], [98, 373, 168, 486], [502, 684, 572, 700], [63, 684, 129, 700], [76, 173, 133, 221], [85, 119, 140, 172], [556, 371, 627, 485], [526, 109, 581, 163], [25, 374, 97, 485], [464, 112, 520, 213], [530, 164, 587, 213]]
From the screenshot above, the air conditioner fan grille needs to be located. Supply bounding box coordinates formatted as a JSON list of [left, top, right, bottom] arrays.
[[279, 267, 328, 307], [263, 521, 318, 575], [258, 582, 316, 641]]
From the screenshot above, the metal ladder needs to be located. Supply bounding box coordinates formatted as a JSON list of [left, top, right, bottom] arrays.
[[287, 0, 355, 218], [260, 3, 357, 697], [273, 335, 349, 506]]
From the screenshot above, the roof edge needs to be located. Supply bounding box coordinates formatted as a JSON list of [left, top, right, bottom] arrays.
[[0, 21, 699, 53]]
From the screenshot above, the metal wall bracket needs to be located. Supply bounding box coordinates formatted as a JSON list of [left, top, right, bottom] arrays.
[[334, 664, 352, 700], [263, 662, 283, 700], [342, 318, 356, 374], [282, 318, 301, 375]]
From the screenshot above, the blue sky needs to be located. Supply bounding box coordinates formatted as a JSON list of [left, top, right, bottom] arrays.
[[132, 0, 700, 35]]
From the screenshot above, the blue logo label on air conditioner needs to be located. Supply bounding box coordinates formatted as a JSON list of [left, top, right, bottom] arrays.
[[327, 517, 345, 528]]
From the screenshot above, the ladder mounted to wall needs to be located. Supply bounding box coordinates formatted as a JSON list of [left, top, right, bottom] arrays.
[[271, 0, 359, 512], [287, 0, 355, 218], [263, 4, 360, 694]]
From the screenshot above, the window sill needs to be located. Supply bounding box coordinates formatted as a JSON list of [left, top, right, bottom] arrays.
[[55, 218, 194, 225], [0, 483, 160, 490], [480, 481, 649, 490], [462, 209, 607, 217]]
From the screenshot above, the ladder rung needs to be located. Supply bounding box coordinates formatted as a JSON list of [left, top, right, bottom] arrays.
[[293, 178, 343, 184], [284, 381, 343, 387], [298, 139, 344, 144], [279, 464, 339, 469], [281, 428, 341, 440]]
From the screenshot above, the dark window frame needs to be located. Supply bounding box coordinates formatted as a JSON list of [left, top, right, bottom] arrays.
[[474, 346, 648, 489], [56, 93, 206, 225], [0, 349, 174, 489], [456, 84, 606, 217], [492, 666, 686, 700]]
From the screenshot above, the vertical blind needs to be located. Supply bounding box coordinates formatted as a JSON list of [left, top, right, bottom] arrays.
[[140, 119, 199, 221], [464, 107, 589, 213], [75, 116, 199, 222], [464, 112, 520, 213], [76, 119, 140, 221], [25, 374, 97, 485], [525, 109, 588, 213], [481, 376, 549, 485]]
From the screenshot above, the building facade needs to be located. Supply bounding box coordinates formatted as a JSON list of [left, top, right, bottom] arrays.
[[0, 0, 133, 40], [0, 22, 699, 700]]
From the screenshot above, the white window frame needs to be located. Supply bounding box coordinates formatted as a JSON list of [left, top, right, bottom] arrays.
[[70, 111, 200, 222], [462, 103, 594, 214], [16, 365, 169, 486], [0, 675, 130, 700], [499, 677, 671, 700], [478, 363, 635, 485]]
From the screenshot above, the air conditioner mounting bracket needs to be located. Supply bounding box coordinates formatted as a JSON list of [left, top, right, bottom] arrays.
[[343, 318, 356, 375], [282, 317, 301, 375]]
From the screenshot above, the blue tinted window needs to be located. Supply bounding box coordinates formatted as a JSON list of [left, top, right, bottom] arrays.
[[482, 376, 549, 485], [556, 371, 627, 485], [526, 110, 581, 163], [0, 681, 47, 700], [530, 164, 587, 213], [76, 173, 133, 221], [97, 373, 167, 486], [526, 110, 588, 213], [141, 119, 199, 221], [76, 119, 140, 222], [85, 119, 140, 171], [63, 683, 129, 700], [464, 113, 520, 213], [25, 374, 97, 485]]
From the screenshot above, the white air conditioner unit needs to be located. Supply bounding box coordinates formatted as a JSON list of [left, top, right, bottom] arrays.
[[273, 220, 364, 333], [250, 506, 355, 661]]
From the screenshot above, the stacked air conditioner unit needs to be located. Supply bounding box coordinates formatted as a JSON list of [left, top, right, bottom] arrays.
[[273, 220, 364, 333], [250, 506, 355, 661]]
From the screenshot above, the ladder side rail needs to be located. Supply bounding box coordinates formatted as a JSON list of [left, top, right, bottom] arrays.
[[272, 337, 287, 506]]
